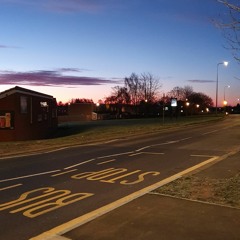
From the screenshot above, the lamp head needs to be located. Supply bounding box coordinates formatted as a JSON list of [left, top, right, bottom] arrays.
[[223, 61, 229, 66]]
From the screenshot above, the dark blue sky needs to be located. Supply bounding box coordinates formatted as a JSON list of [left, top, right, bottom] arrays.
[[0, 0, 239, 105]]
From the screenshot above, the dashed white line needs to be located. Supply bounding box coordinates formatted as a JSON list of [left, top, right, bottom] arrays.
[[191, 154, 217, 158], [51, 169, 78, 177], [64, 159, 96, 170], [0, 170, 61, 183], [97, 159, 116, 165], [202, 130, 218, 135], [97, 152, 134, 159], [0, 183, 23, 191], [129, 152, 164, 157]]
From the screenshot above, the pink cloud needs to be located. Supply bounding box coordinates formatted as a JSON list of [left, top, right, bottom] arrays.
[[187, 79, 215, 83], [0, 69, 121, 87]]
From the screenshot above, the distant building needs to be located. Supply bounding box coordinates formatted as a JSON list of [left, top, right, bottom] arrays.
[[69, 102, 95, 120], [0, 86, 58, 141]]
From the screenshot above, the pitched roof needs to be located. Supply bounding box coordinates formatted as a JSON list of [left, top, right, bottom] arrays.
[[0, 86, 54, 100]]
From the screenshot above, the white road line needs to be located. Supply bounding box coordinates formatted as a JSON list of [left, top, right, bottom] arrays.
[[31, 155, 219, 240], [64, 159, 96, 170], [104, 139, 120, 144], [129, 152, 143, 157], [129, 152, 165, 157], [180, 137, 192, 141], [191, 154, 216, 158], [202, 130, 218, 135], [0, 183, 23, 191], [135, 139, 187, 152], [97, 152, 134, 159], [142, 152, 165, 155], [51, 169, 78, 177], [97, 159, 116, 165], [135, 146, 151, 152], [0, 170, 61, 183]]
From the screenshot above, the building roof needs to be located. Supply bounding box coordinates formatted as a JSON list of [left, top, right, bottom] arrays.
[[0, 86, 54, 100]]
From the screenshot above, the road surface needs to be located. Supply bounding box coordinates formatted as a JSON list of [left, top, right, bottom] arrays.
[[0, 115, 239, 239]]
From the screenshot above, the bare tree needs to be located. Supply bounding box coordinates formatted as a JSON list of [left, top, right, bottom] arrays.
[[168, 85, 193, 101], [112, 86, 131, 104], [124, 73, 140, 105], [217, 0, 240, 61], [124, 72, 161, 104], [140, 73, 162, 102], [183, 85, 194, 99]]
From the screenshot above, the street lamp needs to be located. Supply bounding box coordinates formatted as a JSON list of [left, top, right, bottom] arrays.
[[216, 61, 228, 114], [223, 85, 230, 105]]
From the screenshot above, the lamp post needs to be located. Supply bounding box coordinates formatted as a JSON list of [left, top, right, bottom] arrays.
[[216, 61, 228, 114], [223, 85, 230, 105]]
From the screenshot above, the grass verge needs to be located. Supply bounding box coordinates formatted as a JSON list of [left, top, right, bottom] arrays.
[[0, 115, 223, 158], [153, 173, 240, 209]]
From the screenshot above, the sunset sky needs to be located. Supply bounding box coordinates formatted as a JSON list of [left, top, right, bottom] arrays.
[[0, 0, 239, 106]]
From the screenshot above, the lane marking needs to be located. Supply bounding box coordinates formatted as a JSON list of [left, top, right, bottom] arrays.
[[97, 152, 134, 159], [129, 152, 142, 157], [31, 155, 219, 240], [0, 170, 61, 183], [64, 152, 134, 170], [136, 145, 152, 152], [64, 159, 96, 170], [191, 154, 216, 158], [135, 138, 189, 152], [51, 169, 78, 177], [202, 130, 218, 135], [0, 183, 23, 191], [104, 139, 120, 144], [180, 137, 192, 141], [129, 152, 164, 157], [141, 152, 164, 155], [97, 159, 116, 165]]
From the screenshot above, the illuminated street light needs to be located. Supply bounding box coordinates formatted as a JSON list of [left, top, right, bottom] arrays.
[[223, 85, 230, 106], [216, 61, 228, 114]]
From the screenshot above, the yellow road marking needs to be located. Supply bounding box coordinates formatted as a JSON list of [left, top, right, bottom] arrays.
[[31, 155, 219, 240]]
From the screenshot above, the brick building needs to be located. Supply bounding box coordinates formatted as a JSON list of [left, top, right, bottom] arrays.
[[0, 86, 58, 141]]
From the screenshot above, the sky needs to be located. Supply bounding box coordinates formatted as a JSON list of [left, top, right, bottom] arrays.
[[0, 0, 239, 106]]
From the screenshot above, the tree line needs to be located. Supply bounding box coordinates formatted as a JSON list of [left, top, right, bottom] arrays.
[[104, 72, 213, 110]]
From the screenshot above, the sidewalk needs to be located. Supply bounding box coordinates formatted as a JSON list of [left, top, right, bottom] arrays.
[[63, 152, 240, 240]]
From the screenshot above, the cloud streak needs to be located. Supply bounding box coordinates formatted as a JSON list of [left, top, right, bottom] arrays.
[[0, 44, 19, 49], [0, 68, 121, 87], [0, 0, 113, 13], [187, 79, 215, 83]]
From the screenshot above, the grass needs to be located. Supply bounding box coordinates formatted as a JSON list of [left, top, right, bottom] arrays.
[[154, 173, 240, 208], [0, 115, 223, 158]]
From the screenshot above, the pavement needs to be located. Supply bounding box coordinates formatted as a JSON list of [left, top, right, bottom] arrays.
[[61, 151, 240, 240]]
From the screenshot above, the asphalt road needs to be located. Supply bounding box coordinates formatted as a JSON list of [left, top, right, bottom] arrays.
[[1, 115, 239, 240]]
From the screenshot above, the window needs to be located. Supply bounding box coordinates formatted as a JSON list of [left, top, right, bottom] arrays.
[[20, 96, 28, 113]]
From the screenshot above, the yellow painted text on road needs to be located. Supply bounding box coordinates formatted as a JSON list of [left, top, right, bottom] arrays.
[[0, 187, 93, 218], [72, 167, 160, 185]]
